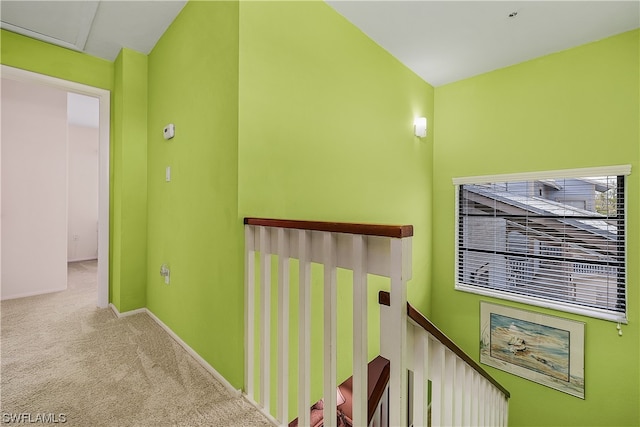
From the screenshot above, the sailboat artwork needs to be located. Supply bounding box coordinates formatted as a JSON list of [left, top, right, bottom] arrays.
[[489, 314, 570, 381], [480, 302, 585, 399], [507, 335, 526, 354]]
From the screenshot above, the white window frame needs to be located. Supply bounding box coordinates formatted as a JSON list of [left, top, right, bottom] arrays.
[[454, 165, 631, 323]]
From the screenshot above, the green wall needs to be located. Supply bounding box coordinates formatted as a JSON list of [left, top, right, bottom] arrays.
[[145, 0, 434, 411], [238, 1, 433, 417], [111, 48, 148, 312], [146, 1, 243, 387], [433, 29, 640, 426]]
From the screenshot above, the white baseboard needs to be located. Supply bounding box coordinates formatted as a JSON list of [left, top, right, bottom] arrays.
[[143, 308, 242, 398], [108, 304, 146, 318], [108, 304, 243, 400]]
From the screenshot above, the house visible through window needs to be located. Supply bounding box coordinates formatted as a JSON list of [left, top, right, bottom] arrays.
[[454, 166, 630, 323]]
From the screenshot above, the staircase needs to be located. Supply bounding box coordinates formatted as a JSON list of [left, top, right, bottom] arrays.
[[243, 218, 509, 426]]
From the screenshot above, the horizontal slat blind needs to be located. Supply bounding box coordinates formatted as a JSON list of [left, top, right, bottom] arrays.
[[456, 173, 627, 321]]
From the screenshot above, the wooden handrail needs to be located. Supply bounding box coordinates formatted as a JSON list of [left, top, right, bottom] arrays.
[[288, 356, 390, 427], [244, 218, 413, 238], [367, 356, 390, 423], [378, 291, 510, 399]]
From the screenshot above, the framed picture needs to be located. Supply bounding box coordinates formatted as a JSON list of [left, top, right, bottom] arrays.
[[480, 302, 585, 399]]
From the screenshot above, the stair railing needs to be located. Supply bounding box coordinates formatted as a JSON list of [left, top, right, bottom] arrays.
[[244, 218, 413, 426], [379, 291, 510, 426]]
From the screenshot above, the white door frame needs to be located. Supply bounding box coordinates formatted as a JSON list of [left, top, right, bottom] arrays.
[[1, 65, 110, 308]]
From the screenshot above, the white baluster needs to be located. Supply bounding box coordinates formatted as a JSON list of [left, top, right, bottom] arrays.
[[454, 357, 464, 425], [491, 386, 500, 426], [244, 225, 255, 399], [352, 234, 368, 427], [277, 228, 290, 424], [491, 387, 498, 427], [413, 332, 430, 426], [380, 385, 389, 427], [495, 387, 500, 426], [323, 232, 337, 427], [502, 394, 509, 427], [442, 350, 455, 427], [259, 226, 271, 411], [479, 381, 488, 427], [430, 342, 444, 427], [462, 364, 472, 426], [298, 230, 311, 427], [472, 371, 480, 426]]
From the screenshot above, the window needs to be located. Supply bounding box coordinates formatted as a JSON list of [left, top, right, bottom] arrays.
[[454, 166, 630, 323]]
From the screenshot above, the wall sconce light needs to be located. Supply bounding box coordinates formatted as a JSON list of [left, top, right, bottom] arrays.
[[414, 117, 427, 138]]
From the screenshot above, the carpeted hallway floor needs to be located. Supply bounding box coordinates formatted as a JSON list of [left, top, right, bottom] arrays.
[[0, 261, 271, 426]]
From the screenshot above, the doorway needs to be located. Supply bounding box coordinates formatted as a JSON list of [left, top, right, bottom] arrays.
[[1, 65, 110, 308]]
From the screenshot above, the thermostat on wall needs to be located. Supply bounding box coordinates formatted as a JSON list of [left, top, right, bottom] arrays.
[[163, 123, 175, 140]]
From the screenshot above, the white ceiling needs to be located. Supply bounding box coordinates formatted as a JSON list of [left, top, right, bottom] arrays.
[[0, 1, 187, 61], [1, 1, 638, 86], [327, 1, 640, 86]]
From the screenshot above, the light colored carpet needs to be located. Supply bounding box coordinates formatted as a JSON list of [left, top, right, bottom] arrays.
[[0, 261, 271, 426]]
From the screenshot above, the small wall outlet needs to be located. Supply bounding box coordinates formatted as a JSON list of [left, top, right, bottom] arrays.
[[72, 234, 80, 241], [160, 264, 170, 285], [163, 124, 175, 140]]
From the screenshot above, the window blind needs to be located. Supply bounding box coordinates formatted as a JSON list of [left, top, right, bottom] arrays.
[[455, 169, 628, 322]]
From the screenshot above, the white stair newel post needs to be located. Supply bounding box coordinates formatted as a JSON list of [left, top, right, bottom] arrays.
[[388, 237, 410, 427], [323, 232, 338, 427], [298, 230, 311, 427], [244, 225, 255, 399], [277, 228, 290, 424], [352, 234, 368, 427], [259, 226, 271, 411]]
